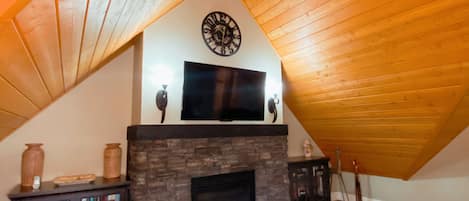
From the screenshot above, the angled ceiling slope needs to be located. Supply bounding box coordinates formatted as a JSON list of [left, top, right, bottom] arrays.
[[243, 0, 469, 179], [0, 0, 182, 141]]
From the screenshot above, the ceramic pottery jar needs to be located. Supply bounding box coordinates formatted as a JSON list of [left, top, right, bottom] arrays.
[[103, 143, 122, 179], [21, 143, 44, 187]]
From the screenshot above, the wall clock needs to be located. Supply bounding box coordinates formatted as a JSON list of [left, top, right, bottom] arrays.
[[201, 11, 241, 56]]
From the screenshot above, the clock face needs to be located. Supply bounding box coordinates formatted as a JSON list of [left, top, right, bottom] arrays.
[[202, 11, 241, 56]]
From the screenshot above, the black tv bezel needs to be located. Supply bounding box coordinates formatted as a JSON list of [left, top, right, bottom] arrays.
[[181, 61, 266, 121]]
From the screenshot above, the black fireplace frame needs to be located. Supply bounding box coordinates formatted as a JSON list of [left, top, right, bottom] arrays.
[[191, 170, 256, 201]]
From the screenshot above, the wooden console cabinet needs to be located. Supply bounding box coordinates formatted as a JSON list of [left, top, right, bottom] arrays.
[[288, 156, 331, 201], [8, 176, 129, 201]]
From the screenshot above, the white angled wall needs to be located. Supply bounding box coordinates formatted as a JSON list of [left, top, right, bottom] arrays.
[[284, 105, 324, 157], [139, 0, 282, 124], [0, 47, 134, 200]]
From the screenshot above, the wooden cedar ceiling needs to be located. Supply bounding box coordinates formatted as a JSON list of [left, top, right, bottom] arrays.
[[0, 0, 182, 141], [243, 0, 469, 179]]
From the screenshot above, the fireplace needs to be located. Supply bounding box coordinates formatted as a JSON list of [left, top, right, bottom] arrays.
[[191, 170, 255, 201], [127, 125, 290, 201]]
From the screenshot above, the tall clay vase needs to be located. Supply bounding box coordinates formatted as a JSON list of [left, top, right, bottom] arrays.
[[103, 143, 122, 179], [21, 144, 44, 187]]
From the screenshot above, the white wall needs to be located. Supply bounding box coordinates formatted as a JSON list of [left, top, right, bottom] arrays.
[[333, 171, 469, 201], [413, 126, 469, 179], [284, 105, 323, 157], [140, 0, 282, 124], [330, 127, 469, 201], [0, 47, 134, 200]]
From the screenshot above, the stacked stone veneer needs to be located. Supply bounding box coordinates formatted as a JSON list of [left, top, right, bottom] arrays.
[[128, 136, 290, 201]]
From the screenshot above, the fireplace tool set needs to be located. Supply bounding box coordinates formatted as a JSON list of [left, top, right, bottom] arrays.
[[331, 148, 363, 201]]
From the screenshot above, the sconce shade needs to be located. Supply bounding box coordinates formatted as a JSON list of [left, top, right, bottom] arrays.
[[156, 85, 168, 123], [268, 97, 278, 123]]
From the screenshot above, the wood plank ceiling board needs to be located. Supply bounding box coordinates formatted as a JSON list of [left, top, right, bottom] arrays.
[[0, 76, 39, 118], [406, 89, 469, 179], [0, 0, 183, 141], [101, 0, 183, 62], [101, 0, 143, 61], [0, 110, 27, 129], [57, 0, 88, 90], [88, 0, 128, 71], [75, 0, 111, 81], [118, 0, 156, 46], [0, 20, 51, 108], [0, 0, 30, 19], [0, 127, 15, 141], [244, 0, 469, 179], [15, 0, 64, 98], [139, 0, 184, 31]]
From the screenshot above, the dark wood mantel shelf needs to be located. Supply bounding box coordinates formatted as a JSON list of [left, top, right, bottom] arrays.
[[8, 176, 129, 200], [127, 124, 288, 140]]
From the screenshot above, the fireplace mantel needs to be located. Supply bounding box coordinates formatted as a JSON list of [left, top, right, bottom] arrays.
[[127, 124, 288, 140]]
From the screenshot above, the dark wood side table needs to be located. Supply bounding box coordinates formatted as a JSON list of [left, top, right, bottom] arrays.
[[8, 176, 130, 201], [288, 156, 331, 201]]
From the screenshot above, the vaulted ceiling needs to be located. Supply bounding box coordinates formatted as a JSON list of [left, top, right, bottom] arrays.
[[1, 0, 468, 180], [0, 0, 182, 140], [243, 0, 469, 179]]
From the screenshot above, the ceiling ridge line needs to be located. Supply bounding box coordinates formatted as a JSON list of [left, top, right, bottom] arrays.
[[11, 18, 53, 103], [429, 73, 469, 135], [86, 0, 112, 73], [403, 79, 469, 179]]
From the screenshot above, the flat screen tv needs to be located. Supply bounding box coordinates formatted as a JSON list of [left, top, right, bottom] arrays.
[[182, 61, 266, 121]]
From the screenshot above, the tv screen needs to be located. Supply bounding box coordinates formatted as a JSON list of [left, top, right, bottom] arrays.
[[182, 61, 266, 121]]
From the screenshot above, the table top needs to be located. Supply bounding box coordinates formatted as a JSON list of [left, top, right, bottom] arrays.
[[8, 176, 130, 199]]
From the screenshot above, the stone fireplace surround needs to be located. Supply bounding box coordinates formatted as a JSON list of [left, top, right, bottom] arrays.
[[127, 125, 290, 201]]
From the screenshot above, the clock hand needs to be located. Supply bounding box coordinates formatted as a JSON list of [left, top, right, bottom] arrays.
[[222, 26, 226, 43]]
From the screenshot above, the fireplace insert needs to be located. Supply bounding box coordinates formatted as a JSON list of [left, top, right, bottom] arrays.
[[191, 170, 255, 201]]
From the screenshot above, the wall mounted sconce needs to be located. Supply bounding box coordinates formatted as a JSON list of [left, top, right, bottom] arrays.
[[156, 84, 168, 123], [268, 94, 279, 123]]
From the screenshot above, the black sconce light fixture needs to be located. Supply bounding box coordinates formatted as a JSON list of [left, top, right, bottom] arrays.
[[268, 94, 279, 123], [156, 84, 168, 123]]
